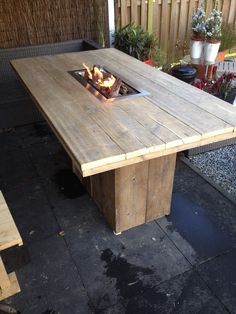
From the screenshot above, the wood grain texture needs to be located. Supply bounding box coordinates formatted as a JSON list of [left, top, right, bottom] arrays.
[[84, 163, 148, 233], [11, 48, 236, 176], [91, 171, 116, 229], [0, 192, 22, 300], [83, 131, 236, 177], [87, 162, 148, 232], [115, 0, 235, 56], [82, 154, 176, 233], [0, 191, 23, 251], [169, 0, 179, 60], [0, 257, 21, 301], [146, 153, 176, 221], [140, 0, 148, 30], [115, 161, 149, 232], [178, 0, 187, 40]]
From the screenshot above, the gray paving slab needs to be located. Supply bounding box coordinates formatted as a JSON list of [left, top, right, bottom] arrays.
[[98, 269, 228, 314], [157, 160, 236, 265], [53, 194, 95, 230], [0, 128, 23, 152], [196, 249, 236, 313], [16, 122, 54, 147], [64, 209, 191, 311], [27, 141, 87, 205], [174, 161, 236, 244], [0, 124, 236, 314], [157, 191, 234, 265], [3, 180, 59, 244], [0, 148, 38, 191], [4, 235, 92, 314]]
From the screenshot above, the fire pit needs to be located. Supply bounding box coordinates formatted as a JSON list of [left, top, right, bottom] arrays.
[[69, 64, 148, 102], [12, 48, 236, 234]]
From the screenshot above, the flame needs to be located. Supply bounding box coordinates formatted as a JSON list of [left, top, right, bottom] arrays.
[[100, 76, 116, 88], [83, 63, 116, 89], [93, 66, 104, 81], [93, 66, 116, 88], [83, 63, 92, 80]]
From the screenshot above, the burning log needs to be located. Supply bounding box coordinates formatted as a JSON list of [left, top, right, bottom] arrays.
[[83, 63, 123, 98], [106, 78, 122, 98]]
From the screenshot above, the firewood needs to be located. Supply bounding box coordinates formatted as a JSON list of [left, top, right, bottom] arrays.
[[107, 78, 122, 98]]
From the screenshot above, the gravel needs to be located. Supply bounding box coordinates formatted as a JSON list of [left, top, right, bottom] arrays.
[[188, 144, 236, 199]]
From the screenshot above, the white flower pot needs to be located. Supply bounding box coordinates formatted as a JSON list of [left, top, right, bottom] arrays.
[[204, 41, 221, 63], [190, 39, 204, 59]]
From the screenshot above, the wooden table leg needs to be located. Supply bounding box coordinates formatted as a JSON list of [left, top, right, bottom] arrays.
[[73, 153, 176, 233], [0, 256, 21, 301]]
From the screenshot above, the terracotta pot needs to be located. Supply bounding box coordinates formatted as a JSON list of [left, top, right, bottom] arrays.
[[194, 64, 217, 80], [190, 38, 204, 59], [216, 50, 227, 61], [204, 40, 221, 63], [143, 59, 154, 66]]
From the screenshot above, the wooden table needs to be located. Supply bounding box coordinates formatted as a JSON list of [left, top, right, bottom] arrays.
[[11, 48, 236, 233]]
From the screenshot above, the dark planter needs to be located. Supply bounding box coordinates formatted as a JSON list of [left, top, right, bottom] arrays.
[[171, 65, 197, 83], [225, 88, 236, 105]]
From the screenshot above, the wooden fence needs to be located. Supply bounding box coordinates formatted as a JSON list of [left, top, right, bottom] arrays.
[[115, 0, 236, 60]]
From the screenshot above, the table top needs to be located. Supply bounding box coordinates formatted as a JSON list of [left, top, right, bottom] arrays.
[[11, 48, 236, 177], [0, 191, 23, 251]]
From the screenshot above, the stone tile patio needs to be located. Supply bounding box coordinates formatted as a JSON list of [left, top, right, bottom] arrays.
[[0, 122, 236, 314]]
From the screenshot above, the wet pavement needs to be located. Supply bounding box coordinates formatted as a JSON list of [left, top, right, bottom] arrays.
[[0, 122, 236, 314]]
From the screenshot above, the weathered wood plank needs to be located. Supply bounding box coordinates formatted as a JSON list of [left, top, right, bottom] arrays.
[[82, 131, 236, 177], [39, 55, 167, 158], [146, 153, 176, 221], [169, 0, 179, 60], [94, 49, 235, 136], [100, 49, 236, 128], [120, 0, 128, 27], [91, 170, 116, 229], [178, 0, 188, 40], [11, 49, 236, 176], [140, 0, 148, 30], [0, 192, 23, 251], [228, 0, 236, 25], [160, 0, 169, 52], [11, 57, 127, 171], [131, 0, 138, 24], [115, 161, 149, 232]]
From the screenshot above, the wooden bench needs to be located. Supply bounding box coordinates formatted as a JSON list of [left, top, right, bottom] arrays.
[[0, 191, 23, 301]]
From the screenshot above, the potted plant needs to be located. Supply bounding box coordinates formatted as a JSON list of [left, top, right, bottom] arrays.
[[216, 24, 236, 61], [204, 9, 222, 63], [192, 73, 235, 103], [114, 23, 165, 67], [190, 7, 206, 59]]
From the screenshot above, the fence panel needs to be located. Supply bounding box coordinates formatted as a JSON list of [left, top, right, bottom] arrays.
[[115, 0, 236, 60]]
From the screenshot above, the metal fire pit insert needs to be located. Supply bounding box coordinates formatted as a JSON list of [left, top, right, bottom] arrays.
[[68, 67, 149, 102]]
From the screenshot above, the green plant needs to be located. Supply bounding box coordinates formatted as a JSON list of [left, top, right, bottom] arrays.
[[219, 24, 236, 52], [114, 23, 164, 66], [151, 48, 167, 67], [192, 73, 235, 100], [174, 40, 189, 63], [205, 9, 222, 42], [191, 7, 206, 39]]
